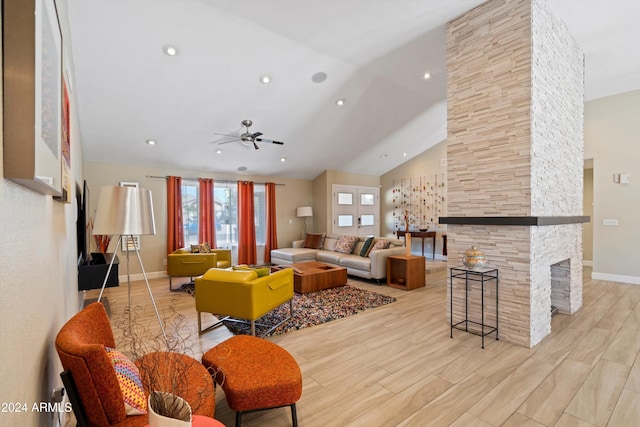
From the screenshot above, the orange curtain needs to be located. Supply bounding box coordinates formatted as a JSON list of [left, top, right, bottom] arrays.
[[198, 178, 216, 248], [264, 182, 278, 263], [237, 181, 256, 265], [166, 176, 184, 254]]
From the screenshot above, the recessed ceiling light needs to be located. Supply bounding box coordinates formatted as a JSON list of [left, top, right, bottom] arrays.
[[260, 75, 271, 84], [280, 157, 287, 162], [336, 98, 345, 106], [146, 139, 156, 145], [237, 166, 248, 172], [312, 72, 327, 83], [163, 45, 177, 56], [423, 72, 431, 79], [380, 154, 388, 158], [402, 152, 407, 157], [215, 149, 222, 154]]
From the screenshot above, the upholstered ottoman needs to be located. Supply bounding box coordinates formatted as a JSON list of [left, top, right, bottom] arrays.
[[202, 335, 302, 427]]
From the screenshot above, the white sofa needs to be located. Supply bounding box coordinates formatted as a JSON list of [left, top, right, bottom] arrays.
[[270, 235, 405, 283]]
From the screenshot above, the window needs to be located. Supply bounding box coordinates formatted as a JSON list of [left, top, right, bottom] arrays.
[[181, 181, 266, 249], [182, 180, 199, 246]]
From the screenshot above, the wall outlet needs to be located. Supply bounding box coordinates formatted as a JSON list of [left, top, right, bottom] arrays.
[[163, 258, 167, 266], [602, 219, 619, 226], [289, 219, 293, 225]]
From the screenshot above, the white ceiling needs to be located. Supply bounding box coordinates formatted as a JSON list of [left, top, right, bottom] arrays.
[[65, 0, 640, 180]]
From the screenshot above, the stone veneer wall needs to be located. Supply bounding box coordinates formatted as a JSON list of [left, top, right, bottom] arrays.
[[447, 0, 584, 347]]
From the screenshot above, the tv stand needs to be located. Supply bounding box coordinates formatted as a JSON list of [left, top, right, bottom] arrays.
[[78, 253, 119, 291]]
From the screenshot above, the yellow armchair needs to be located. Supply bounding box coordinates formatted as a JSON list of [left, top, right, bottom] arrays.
[[194, 268, 294, 336], [167, 248, 232, 291]]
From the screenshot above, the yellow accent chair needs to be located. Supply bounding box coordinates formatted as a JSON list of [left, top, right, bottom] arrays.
[[194, 268, 294, 336], [167, 248, 232, 291]]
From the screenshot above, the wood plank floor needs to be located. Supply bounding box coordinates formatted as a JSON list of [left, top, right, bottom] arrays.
[[86, 266, 640, 426]]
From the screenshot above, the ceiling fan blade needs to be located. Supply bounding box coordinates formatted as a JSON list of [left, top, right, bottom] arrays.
[[256, 138, 284, 145], [213, 132, 239, 137], [216, 138, 241, 145], [252, 132, 263, 138], [253, 141, 260, 150]]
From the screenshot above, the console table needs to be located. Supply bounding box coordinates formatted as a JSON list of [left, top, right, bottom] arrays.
[[450, 266, 499, 348], [397, 230, 446, 259]]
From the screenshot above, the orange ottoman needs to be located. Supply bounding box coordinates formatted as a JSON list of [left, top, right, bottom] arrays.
[[202, 335, 302, 427]]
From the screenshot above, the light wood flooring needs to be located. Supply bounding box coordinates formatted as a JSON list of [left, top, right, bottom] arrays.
[[85, 266, 640, 426]]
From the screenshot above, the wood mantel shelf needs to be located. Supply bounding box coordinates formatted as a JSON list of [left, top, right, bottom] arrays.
[[439, 216, 590, 226]]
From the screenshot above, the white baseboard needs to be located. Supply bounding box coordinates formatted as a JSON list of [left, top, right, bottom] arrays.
[[583, 260, 593, 267], [118, 270, 167, 283], [591, 272, 640, 285]]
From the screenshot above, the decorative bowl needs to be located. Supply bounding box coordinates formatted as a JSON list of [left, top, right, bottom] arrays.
[[418, 228, 428, 232], [397, 278, 406, 285], [463, 246, 487, 270]]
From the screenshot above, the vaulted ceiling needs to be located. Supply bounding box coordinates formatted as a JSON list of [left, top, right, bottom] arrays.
[[65, 0, 640, 180]]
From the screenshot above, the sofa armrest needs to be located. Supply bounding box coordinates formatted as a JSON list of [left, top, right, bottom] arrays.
[[369, 246, 406, 280]]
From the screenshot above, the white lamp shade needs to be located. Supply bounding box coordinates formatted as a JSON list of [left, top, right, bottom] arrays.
[[296, 206, 313, 218], [92, 186, 156, 235]]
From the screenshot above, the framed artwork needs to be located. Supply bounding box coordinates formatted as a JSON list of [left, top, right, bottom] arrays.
[[3, 0, 63, 196]]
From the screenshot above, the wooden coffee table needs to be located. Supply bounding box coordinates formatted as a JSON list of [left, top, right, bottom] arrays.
[[272, 261, 347, 294]]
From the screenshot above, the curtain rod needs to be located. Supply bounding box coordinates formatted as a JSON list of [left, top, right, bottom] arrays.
[[146, 175, 285, 186]]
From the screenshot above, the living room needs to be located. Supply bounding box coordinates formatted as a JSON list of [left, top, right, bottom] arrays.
[[3, 0, 640, 426]]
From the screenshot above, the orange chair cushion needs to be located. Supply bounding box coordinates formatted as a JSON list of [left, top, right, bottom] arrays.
[[201, 335, 302, 412]]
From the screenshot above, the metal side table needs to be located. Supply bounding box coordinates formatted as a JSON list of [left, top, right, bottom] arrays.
[[450, 266, 499, 348]]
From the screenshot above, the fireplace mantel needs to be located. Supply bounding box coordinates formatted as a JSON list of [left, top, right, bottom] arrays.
[[439, 216, 590, 226]]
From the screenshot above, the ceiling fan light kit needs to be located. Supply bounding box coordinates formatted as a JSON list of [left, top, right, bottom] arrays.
[[213, 119, 284, 150]]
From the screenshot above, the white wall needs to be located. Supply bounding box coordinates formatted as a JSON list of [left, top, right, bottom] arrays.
[[585, 89, 640, 284], [0, 1, 85, 425]]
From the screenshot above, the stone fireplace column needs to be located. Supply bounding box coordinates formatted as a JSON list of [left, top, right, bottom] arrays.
[[442, 0, 587, 347]]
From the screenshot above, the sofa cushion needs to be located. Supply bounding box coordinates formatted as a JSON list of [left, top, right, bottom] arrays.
[[303, 233, 325, 249], [360, 236, 375, 257], [333, 235, 359, 254], [368, 239, 391, 256], [104, 346, 147, 415], [316, 250, 344, 264], [339, 254, 371, 271]]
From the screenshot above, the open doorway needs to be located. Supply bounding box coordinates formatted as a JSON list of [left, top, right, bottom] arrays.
[[583, 159, 594, 266]]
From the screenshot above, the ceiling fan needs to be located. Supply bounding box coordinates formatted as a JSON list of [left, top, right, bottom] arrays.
[[213, 120, 284, 150]]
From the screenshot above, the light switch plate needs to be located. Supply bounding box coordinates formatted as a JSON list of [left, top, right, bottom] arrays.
[[602, 219, 619, 226]]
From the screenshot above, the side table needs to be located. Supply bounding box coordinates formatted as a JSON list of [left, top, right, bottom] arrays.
[[450, 266, 499, 348], [387, 255, 425, 290]]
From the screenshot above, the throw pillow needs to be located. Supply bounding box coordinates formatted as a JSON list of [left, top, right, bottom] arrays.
[[368, 239, 391, 257], [303, 233, 325, 249], [232, 265, 271, 277], [333, 235, 359, 254], [191, 242, 212, 253], [104, 346, 147, 415], [360, 236, 375, 257]]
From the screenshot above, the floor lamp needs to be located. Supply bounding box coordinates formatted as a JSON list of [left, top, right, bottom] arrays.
[[296, 206, 313, 239], [93, 186, 166, 342]]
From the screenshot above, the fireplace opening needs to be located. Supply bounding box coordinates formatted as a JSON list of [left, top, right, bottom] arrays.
[[550, 259, 571, 316]]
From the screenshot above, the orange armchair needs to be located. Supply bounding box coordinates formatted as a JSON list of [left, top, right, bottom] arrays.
[[194, 268, 294, 336], [167, 248, 232, 291], [55, 302, 215, 426]]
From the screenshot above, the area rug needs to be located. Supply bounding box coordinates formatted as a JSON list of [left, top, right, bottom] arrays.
[[185, 283, 396, 337]]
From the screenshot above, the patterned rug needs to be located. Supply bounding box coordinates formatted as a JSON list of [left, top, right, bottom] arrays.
[[184, 283, 396, 337]]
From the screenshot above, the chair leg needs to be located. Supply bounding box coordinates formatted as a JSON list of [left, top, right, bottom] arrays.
[[291, 403, 298, 427], [197, 311, 202, 334], [251, 320, 256, 336], [168, 276, 183, 292], [236, 411, 242, 427]]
